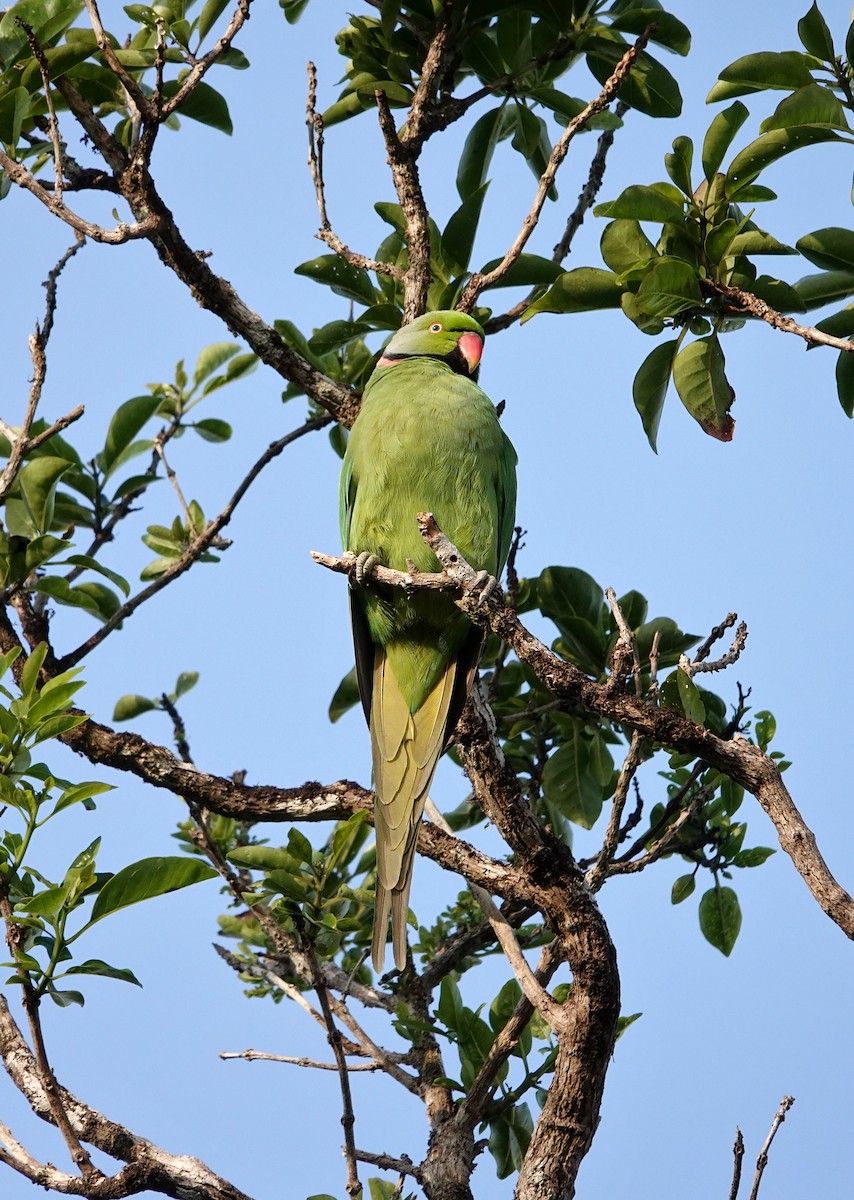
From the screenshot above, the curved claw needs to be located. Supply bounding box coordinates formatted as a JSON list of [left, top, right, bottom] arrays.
[[467, 569, 499, 607], [354, 551, 381, 586]]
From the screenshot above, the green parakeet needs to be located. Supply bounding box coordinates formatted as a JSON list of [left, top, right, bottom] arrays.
[[339, 310, 517, 971]]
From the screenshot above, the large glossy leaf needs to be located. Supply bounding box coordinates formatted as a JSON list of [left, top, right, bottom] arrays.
[[329, 666, 361, 723], [161, 80, 232, 134], [295, 255, 377, 306], [586, 37, 682, 119], [600, 219, 658, 275], [836, 347, 854, 417], [798, 3, 835, 60], [609, 9, 691, 56], [542, 737, 602, 829], [727, 126, 847, 193], [793, 271, 854, 311], [701, 101, 749, 181], [672, 334, 734, 440], [18, 457, 70, 534], [707, 51, 816, 101], [538, 565, 603, 629], [0, 86, 29, 145], [797, 228, 854, 274], [89, 857, 217, 925], [102, 395, 162, 476], [698, 884, 742, 956], [442, 184, 488, 277], [477, 253, 564, 289], [595, 184, 685, 225], [761, 83, 850, 134], [635, 258, 702, 318], [632, 338, 678, 453], [522, 267, 623, 318]]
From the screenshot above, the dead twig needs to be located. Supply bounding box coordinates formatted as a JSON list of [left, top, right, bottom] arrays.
[[748, 1096, 795, 1200]]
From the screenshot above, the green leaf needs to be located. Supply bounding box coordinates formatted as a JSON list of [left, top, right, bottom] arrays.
[[676, 668, 705, 723], [194, 342, 239, 383], [0, 86, 30, 145], [727, 227, 796, 257], [542, 736, 602, 829], [733, 847, 775, 868], [51, 781, 112, 817], [295, 255, 376, 305], [595, 184, 685, 225], [329, 667, 361, 723], [586, 38, 682, 119], [708, 51, 816, 100], [632, 338, 677, 453], [609, 9, 691, 56], [489, 978, 522, 1034], [836, 347, 854, 417], [794, 270, 854, 310], [17, 884, 69, 918], [89, 857, 217, 926], [727, 126, 847, 193], [635, 258, 702, 318], [462, 28, 506, 82], [522, 267, 623, 319], [797, 227, 854, 274], [227, 845, 297, 870], [65, 958, 141, 986], [61, 555, 130, 597], [665, 135, 694, 196], [173, 671, 198, 699], [538, 565, 603, 629], [102, 395, 162, 475], [442, 184, 488, 276], [477, 253, 564, 289], [488, 1103, 534, 1179], [192, 418, 233, 443], [672, 334, 735, 440], [110, 696, 155, 720], [671, 873, 696, 904], [600, 219, 658, 276], [701, 101, 749, 181], [161, 79, 232, 134], [798, 3, 835, 60], [48, 988, 85, 1007], [698, 884, 742, 955], [761, 83, 850, 133], [18, 457, 71, 534], [309, 320, 372, 356], [814, 304, 854, 339], [198, 0, 229, 43]]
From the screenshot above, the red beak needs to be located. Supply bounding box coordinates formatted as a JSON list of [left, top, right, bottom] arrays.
[[458, 331, 483, 374]]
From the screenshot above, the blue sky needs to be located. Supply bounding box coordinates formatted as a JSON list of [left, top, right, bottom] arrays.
[[2, 2, 854, 1198]]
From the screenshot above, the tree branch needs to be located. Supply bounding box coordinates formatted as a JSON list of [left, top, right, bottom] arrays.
[[705, 278, 854, 352]]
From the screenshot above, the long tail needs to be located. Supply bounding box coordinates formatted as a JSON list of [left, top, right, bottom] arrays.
[[370, 649, 456, 971]]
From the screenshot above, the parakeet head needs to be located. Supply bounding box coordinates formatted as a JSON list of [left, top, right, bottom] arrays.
[[377, 311, 485, 380]]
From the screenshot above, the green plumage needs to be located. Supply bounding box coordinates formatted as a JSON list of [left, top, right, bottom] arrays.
[[340, 311, 517, 971]]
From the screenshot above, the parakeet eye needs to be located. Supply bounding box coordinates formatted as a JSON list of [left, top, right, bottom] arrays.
[[429, 322, 442, 332]]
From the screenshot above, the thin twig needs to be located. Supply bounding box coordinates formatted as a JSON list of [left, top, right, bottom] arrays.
[[680, 618, 748, 677], [586, 731, 645, 892], [459, 30, 655, 312], [729, 1127, 745, 1200], [219, 1049, 381, 1071], [299, 929, 362, 1200], [0, 237, 85, 505], [56, 415, 329, 669], [19, 21, 63, 198], [161, 1, 252, 120], [749, 1096, 794, 1200], [485, 101, 628, 333], [306, 64, 404, 279]]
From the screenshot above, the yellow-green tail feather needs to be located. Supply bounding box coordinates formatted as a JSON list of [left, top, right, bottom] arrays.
[[370, 648, 456, 971]]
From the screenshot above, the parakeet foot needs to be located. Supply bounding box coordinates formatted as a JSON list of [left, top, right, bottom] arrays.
[[467, 570, 499, 606], [353, 551, 381, 585]]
